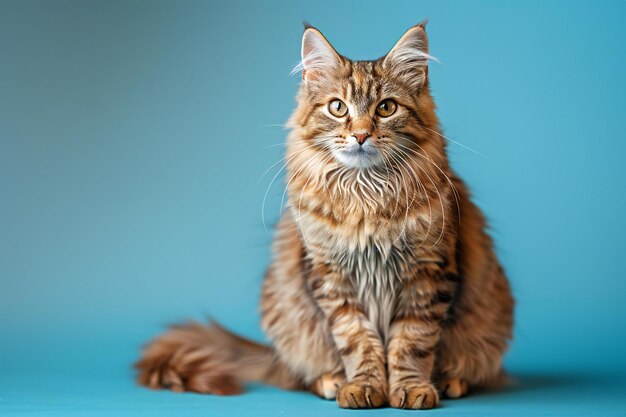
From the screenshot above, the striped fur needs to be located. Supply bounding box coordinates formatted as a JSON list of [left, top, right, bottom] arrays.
[[136, 23, 514, 410]]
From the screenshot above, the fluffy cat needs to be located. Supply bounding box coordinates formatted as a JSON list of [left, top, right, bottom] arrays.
[[135, 22, 514, 410]]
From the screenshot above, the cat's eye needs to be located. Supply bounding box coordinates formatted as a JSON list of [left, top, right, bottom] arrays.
[[328, 99, 348, 117], [376, 99, 397, 117]]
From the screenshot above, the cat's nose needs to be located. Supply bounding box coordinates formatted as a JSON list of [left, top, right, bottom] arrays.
[[352, 132, 370, 145]]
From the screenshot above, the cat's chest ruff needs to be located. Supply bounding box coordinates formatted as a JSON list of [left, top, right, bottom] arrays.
[[341, 244, 404, 341]]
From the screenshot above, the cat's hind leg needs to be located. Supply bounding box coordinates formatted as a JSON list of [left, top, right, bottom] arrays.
[[309, 372, 346, 400], [437, 377, 468, 398]]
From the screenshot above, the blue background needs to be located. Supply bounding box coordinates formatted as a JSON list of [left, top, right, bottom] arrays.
[[1, 0, 625, 415]]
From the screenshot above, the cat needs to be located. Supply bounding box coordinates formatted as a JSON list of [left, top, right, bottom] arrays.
[[135, 22, 514, 410]]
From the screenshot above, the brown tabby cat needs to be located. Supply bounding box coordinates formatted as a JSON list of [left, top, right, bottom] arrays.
[[136, 22, 514, 410]]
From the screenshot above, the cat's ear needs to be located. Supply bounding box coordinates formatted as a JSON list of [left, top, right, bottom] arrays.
[[299, 26, 342, 81], [383, 21, 430, 89]]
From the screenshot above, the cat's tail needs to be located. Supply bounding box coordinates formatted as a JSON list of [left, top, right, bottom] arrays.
[[135, 321, 303, 395]]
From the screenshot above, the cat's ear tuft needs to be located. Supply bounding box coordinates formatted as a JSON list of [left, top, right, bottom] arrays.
[[297, 27, 341, 81], [383, 22, 431, 88]]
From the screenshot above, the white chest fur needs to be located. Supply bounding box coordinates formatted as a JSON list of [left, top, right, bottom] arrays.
[[344, 244, 404, 343], [293, 206, 411, 342]]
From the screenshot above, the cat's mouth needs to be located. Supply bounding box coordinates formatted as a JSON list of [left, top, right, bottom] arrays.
[[334, 145, 382, 169]]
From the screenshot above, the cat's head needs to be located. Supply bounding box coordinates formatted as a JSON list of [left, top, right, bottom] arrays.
[[290, 23, 442, 171]]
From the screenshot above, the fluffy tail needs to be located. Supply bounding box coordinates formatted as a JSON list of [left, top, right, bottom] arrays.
[[135, 321, 303, 394]]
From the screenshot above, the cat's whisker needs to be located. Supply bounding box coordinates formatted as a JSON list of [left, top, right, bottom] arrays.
[[381, 152, 409, 233], [412, 143, 462, 224], [261, 143, 327, 232], [396, 140, 461, 225], [390, 142, 444, 245], [395, 146, 445, 248], [378, 149, 401, 219], [385, 150, 421, 246], [386, 147, 434, 246], [380, 149, 406, 221], [281, 142, 336, 213], [264, 143, 286, 149], [255, 123, 288, 129], [295, 153, 335, 252], [315, 158, 342, 256], [257, 142, 321, 185], [386, 154, 411, 245], [421, 126, 487, 159]]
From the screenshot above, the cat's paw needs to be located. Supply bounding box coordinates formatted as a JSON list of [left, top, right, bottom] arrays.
[[336, 381, 386, 408], [438, 377, 468, 398], [310, 373, 345, 400], [389, 382, 439, 409]]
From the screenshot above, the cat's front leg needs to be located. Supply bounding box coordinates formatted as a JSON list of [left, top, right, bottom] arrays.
[[387, 262, 454, 410], [308, 268, 387, 409]]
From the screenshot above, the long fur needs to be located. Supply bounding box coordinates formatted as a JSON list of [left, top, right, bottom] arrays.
[[136, 23, 514, 410]]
